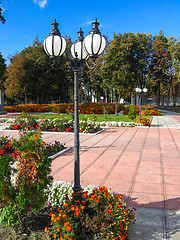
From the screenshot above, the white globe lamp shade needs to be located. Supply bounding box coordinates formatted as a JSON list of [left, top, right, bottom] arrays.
[[143, 87, 148, 93], [71, 28, 88, 60], [135, 87, 142, 93], [43, 19, 66, 57], [83, 19, 106, 58]]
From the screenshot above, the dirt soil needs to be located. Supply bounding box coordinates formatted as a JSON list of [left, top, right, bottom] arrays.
[[0, 206, 53, 240]]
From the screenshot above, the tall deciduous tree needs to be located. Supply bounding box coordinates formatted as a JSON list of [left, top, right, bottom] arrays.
[[168, 37, 180, 104], [5, 54, 26, 100], [5, 37, 73, 103], [151, 31, 171, 106], [101, 32, 152, 102]]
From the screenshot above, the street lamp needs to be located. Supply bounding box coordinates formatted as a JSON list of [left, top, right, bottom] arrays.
[[135, 86, 148, 123], [43, 19, 106, 192]]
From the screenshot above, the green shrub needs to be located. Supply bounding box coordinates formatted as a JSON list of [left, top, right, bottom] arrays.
[[0, 131, 53, 232], [128, 104, 137, 120]]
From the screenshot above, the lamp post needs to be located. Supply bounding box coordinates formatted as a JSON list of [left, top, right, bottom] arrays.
[[43, 19, 106, 192], [135, 86, 148, 123]]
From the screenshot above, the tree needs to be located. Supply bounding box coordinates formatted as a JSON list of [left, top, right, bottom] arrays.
[[151, 31, 171, 106], [167, 37, 180, 104], [5, 54, 26, 101], [101, 32, 152, 103], [0, 52, 6, 90], [0, 1, 5, 24], [5, 37, 73, 103]]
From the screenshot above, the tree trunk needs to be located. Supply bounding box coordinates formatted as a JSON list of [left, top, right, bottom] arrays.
[[157, 81, 160, 106]]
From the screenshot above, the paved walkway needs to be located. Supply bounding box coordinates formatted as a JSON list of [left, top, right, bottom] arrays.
[[0, 113, 180, 239]]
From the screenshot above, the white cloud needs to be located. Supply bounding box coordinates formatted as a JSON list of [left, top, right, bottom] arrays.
[[33, 0, 48, 9]]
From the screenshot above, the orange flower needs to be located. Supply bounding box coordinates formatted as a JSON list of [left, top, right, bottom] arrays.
[[95, 200, 99, 203], [80, 205, 85, 209], [90, 194, 96, 200], [81, 201, 86, 205], [67, 226, 71, 231], [117, 204, 121, 208], [74, 212, 80, 216], [57, 228, 60, 232], [83, 192, 87, 198], [107, 209, 112, 213], [71, 206, 75, 211], [64, 202, 68, 207], [102, 222, 105, 226], [49, 212, 54, 216], [64, 222, 69, 226], [64, 234, 68, 239], [62, 214, 67, 218], [75, 206, 79, 212], [54, 234, 57, 238]]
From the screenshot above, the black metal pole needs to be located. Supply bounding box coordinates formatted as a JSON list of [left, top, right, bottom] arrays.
[[73, 55, 81, 192]]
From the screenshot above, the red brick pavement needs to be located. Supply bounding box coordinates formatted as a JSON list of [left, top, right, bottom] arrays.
[[1, 118, 180, 211]]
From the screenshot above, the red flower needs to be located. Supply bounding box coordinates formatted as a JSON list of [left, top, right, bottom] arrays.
[[90, 194, 96, 200], [11, 150, 21, 159], [0, 149, 4, 155], [120, 225, 124, 230], [107, 209, 112, 213], [83, 192, 87, 198]]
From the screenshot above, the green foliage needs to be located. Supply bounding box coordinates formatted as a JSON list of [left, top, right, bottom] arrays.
[[128, 104, 137, 120], [5, 37, 72, 103], [101, 32, 153, 102], [0, 131, 53, 231]]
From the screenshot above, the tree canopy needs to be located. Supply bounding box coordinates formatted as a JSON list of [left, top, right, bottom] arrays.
[[2, 32, 180, 105]]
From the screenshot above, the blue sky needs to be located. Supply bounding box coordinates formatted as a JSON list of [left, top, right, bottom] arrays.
[[0, 0, 180, 65]]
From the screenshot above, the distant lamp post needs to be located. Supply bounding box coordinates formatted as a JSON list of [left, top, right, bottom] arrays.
[[135, 86, 148, 123], [43, 19, 106, 192]]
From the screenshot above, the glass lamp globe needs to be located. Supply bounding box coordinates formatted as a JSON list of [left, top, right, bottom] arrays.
[[143, 87, 148, 93], [71, 28, 88, 60], [43, 19, 66, 57], [136, 87, 142, 93], [83, 19, 106, 58]]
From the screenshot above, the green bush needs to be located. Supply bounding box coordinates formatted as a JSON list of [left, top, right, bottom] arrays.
[[0, 131, 53, 232], [128, 104, 137, 120]]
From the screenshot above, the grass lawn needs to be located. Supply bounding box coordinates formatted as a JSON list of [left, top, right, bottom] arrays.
[[30, 113, 151, 122]]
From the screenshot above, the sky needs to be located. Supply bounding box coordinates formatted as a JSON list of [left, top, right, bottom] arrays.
[[0, 0, 180, 65]]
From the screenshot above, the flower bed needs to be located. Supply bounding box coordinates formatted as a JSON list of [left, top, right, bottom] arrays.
[[123, 105, 161, 116], [4, 103, 125, 114], [7, 113, 102, 134], [0, 133, 65, 159], [45, 182, 136, 240], [136, 117, 151, 127]]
